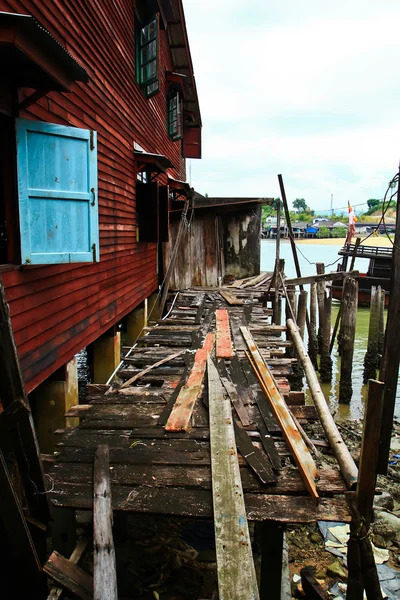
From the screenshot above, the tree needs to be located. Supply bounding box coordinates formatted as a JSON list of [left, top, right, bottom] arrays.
[[293, 198, 307, 213], [316, 226, 330, 238], [367, 198, 380, 210]]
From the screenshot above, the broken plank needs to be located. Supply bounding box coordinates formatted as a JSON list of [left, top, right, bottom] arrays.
[[241, 326, 319, 504], [219, 290, 244, 306], [165, 333, 214, 431], [47, 538, 89, 600], [233, 421, 277, 484], [215, 309, 234, 358], [93, 446, 118, 600], [207, 358, 260, 600], [44, 551, 93, 600], [217, 360, 251, 427]]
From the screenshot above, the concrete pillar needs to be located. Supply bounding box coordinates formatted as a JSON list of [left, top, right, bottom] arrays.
[[33, 357, 79, 453], [126, 305, 146, 346], [92, 330, 121, 384]]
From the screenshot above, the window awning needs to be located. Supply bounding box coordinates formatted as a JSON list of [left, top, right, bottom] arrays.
[[134, 150, 174, 173], [168, 175, 191, 195], [0, 12, 88, 92], [166, 70, 187, 97]]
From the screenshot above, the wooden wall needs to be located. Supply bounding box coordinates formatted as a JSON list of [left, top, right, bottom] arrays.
[[166, 205, 262, 289], [0, 0, 187, 392]]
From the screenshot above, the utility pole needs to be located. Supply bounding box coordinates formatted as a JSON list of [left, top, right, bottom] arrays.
[[331, 193, 333, 217]]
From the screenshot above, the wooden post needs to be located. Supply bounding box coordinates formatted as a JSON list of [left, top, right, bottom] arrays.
[[286, 319, 358, 489], [377, 288, 385, 357], [339, 277, 358, 404], [259, 521, 287, 600], [297, 289, 308, 340], [277, 174, 317, 366], [94, 445, 118, 600], [330, 238, 361, 355], [91, 329, 121, 384], [316, 262, 325, 354], [319, 288, 333, 383], [363, 286, 379, 383], [346, 380, 385, 600], [0, 278, 50, 521], [378, 169, 400, 472], [308, 282, 318, 367], [285, 284, 297, 322]]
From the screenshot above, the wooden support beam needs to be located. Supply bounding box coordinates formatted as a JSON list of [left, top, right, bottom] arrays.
[[0, 278, 49, 521], [339, 277, 358, 404], [216, 309, 234, 358], [0, 449, 44, 596], [93, 445, 118, 600], [117, 349, 185, 390], [207, 358, 260, 600], [240, 326, 319, 503], [44, 551, 93, 600], [286, 319, 358, 489], [285, 270, 359, 287], [165, 333, 214, 431], [258, 521, 287, 600]]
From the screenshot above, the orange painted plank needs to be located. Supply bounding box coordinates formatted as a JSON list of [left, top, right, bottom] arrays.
[[216, 309, 234, 359], [165, 333, 215, 432]]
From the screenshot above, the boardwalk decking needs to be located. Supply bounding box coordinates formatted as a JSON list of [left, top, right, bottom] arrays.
[[49, 289, 350, 523]]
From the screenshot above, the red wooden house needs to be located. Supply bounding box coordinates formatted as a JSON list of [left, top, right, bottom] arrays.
[[0, 0, 201, 413]]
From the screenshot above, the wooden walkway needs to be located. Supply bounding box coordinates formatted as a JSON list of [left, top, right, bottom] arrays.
[[49, 288, 350, 523]]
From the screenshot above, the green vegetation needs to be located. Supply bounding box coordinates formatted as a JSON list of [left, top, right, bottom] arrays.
[[316, 226, 330, 238], [293, 198, 308, 212], [331, 226, 347, 238], [364, 198, 396, 216]]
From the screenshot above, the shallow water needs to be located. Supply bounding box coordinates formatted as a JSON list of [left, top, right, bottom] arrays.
[[260, 239, 399, 421]]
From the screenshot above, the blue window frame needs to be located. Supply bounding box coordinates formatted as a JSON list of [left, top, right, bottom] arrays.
[[15, 119, 99, 265]]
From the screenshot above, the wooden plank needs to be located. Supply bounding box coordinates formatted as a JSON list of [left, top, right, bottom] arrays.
[[219, 290, 244, 306], [216, 360, 251, 427], [47, 538, 89, 600], [50, 485, 351, 522], [207, 358, 260, 600], [241, 327, 319, 503], [93, 445, 118, 600], [44, 551, 93, 600], [233, 421, 277, 484], [284, 269, 359, 287], [165, 333, 214, 431], [215, 309, 234, 358], [52, 463, 346, 495]]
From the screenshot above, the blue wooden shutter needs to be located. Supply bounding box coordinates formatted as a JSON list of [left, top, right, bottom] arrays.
[[16, 119, 99, 265]]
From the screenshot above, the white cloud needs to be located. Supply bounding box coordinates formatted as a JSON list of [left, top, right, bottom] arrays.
[[183, 1, 400, 209]]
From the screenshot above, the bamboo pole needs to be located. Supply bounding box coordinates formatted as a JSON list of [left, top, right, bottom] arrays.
[[286, 318, 358, 489], [339, 277, 358, 404]]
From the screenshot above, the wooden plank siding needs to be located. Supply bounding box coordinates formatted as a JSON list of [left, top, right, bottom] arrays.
[[0, 0, 190, 392]]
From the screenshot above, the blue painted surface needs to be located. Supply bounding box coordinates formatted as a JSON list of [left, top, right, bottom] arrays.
[[16, 119, 99, 264]]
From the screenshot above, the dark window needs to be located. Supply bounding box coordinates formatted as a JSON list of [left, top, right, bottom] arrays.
[[136, 180, 169, 243], [136, 14, 159, 98], [168, 92, 182, 141]]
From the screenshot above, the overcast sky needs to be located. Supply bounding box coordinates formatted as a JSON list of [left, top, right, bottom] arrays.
[[183, 0, 400, 212]]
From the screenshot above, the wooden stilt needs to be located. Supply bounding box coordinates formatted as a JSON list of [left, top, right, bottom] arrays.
[[259, 521, 286, 600], [297, 289, 308, 340], [363, 286, 379, 383], [319, 288, 332, 383], [308, 282, 318, 367], [377, 288, 385, 357], [273, 200, 281, 326], [316, 262, 325, 354], [339, 277, 358, 404]]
